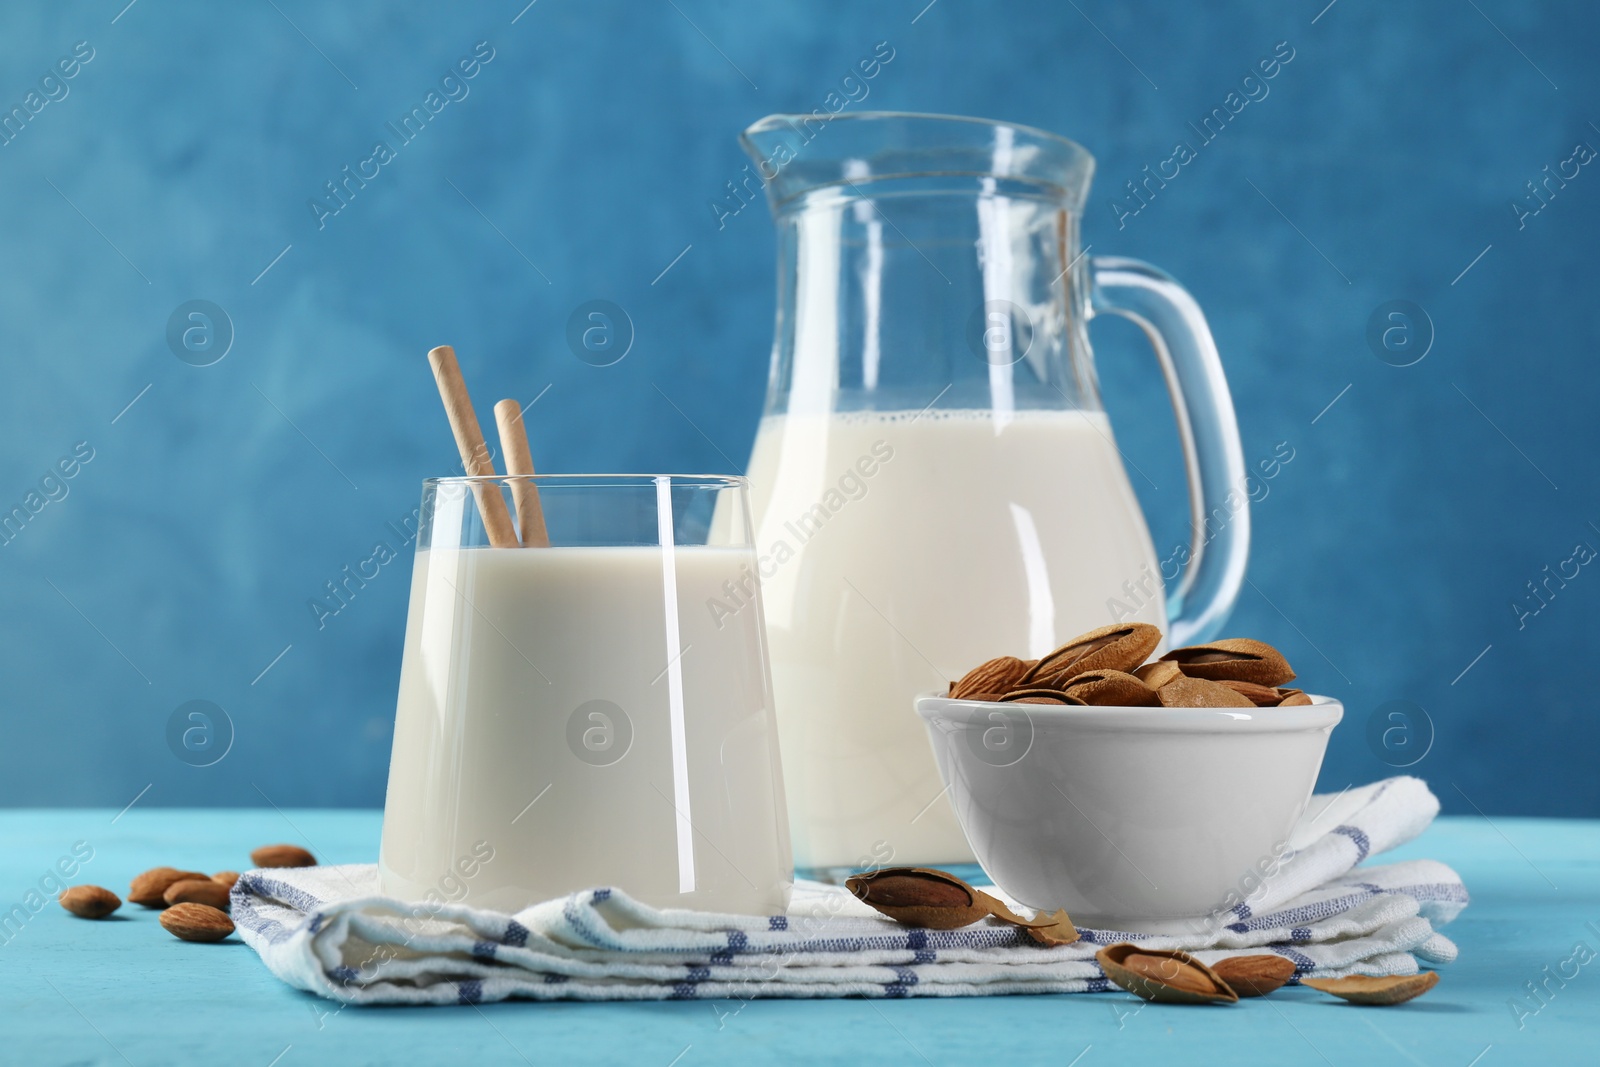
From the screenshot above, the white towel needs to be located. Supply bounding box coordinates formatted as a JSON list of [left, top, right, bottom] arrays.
[[234, 776, 1464, 1004]]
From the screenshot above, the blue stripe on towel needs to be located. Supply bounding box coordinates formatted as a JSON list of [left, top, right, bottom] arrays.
[[1332, 825, 1372, 862], [1229, 889, 1385, 932], [458, 980, 482, 1005], [1409, 882, 1471, 904], [502, 919, 529, 947], [710, 929, 749, 965], [1274, 946, 1316, 973], [232, 902, 293, 946], [237, 873, 327, 919]]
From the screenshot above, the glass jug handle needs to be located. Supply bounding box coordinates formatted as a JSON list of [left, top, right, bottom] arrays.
[[1089, 256, 1249, 647]]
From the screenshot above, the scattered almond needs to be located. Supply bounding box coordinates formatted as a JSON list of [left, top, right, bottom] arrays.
[[847, 868, 992, 929], [58, 885, 121, 919], [1021, 623, 1162, 686], [164, 878, 231, 910], [1157, 676, 1256, 709], [250, 844, 316, 868], [1211, 954, 1297, 996], [847, 867, 1076, 941], [1161, 638, 1295, 687], [1301, 971, 1439, 1005], [212, 871, 241, 891], [1097, 944, 1238, 1004], [159, 902, 235, 942], [129, 867, 211, 908]]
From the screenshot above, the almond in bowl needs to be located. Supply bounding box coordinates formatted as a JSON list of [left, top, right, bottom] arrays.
[[920, 624, 1341, 929]]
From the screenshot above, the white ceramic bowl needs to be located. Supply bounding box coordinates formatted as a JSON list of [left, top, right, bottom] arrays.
[[916, 694, 1342, 928]]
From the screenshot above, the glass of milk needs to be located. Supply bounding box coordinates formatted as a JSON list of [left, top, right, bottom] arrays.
[[379, 475, 793, 917]]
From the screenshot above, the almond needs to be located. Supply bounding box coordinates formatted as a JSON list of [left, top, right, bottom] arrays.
[[847, 868, 991, 929], [950, 656, 1033, 699], [159, 902, 235, 942], [1061, 670, 1158, 707], [846, 867, 1067, 937], [58, 885, 121, 919], [1133, 660, 1182, 689], [1096, 944, 1238, 1004], [250, 844, 316, 868], [164, 878, 231, 910], [1214, 679, 1283, 706], [1301, 971, 1439, 1005], [129, 867, 211, 908], [1161, 638, 1295, 686], [1211, 954, 1297, 996], [212, 871, 241, 891], [1157, 676, 1256, 708], [1021, 623, 1162, 686], [1277, 690, 1313, 707]]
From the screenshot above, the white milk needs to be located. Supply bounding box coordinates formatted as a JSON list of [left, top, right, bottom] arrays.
[[746, 408, 1165, 868], [379, 545, 792, 916]]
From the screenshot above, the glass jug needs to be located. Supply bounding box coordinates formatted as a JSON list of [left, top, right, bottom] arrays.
[[739, 112, 1249, 871]]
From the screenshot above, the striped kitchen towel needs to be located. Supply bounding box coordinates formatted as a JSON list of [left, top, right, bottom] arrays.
[[233, 776, 1465, 1004]]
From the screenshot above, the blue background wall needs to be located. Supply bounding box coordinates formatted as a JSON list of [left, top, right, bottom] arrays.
[[1, 0, 1594, 816]]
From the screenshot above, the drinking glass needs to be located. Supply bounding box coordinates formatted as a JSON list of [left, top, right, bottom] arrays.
[[379, 475, 793, 916]]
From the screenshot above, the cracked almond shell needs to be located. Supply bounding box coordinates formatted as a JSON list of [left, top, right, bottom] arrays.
[[846, 868, 992, 929], [1060, 670, 1158, 707], [1021, 623, 1162, 686], [1215, 679, 1284, 706], [1301, 971, 1439, 1005], [1096, 944, 1238, 1004], [1157, 676, 1257, 708], [1160, 638, 1296, 686], [998, 688, 1082, 704], [1133, 660, 1182, 689]]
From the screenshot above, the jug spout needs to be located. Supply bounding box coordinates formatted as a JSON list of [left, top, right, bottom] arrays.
[[740, 111, 1096, 213]]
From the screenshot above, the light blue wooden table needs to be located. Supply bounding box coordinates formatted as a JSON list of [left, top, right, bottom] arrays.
[[2, 810, 1594, 1065]]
